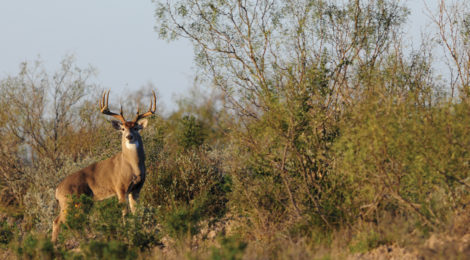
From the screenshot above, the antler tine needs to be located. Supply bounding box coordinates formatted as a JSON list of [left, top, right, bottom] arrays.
[[99, 90, 110, 112], [99, 90, 127, 123], [151, 90, 156, 112], [99, 90, 105, 110], [132, 90, 156, 123], [106, 89, 110, 110]]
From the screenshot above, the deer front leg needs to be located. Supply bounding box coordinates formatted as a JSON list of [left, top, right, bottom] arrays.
[[128, 191, 140, 214], [116, 189, 128, 217]]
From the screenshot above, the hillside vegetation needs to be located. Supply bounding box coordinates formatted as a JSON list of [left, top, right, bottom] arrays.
[[1, 0, 470, 259]]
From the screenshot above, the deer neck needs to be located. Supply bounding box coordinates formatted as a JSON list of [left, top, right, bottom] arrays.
[[121, 138, 145, 166]]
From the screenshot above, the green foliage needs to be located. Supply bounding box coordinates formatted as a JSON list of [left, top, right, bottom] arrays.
[[142, 146, 230, 240], [143, 149, 227, 205], [65, 194, 94, 231], [3, 1, 470, 259], [210, 235, 247, 260], [334, 91, 470, 227], [80, 240, 137, 260], [92, 198, 123, 240], [349, 230, 387, 253], [161, 203, 201, 239], [128, 208, 161, 252], [151, 0, 470, 256], [60, 195, 161, 252], [176, 115, 207, 149], [0, 221, 13, 245], [16, 234, 60, 259], [92, 198, 160, 252]]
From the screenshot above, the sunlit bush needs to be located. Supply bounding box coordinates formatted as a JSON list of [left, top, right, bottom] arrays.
[[334, 89, 470, 227]]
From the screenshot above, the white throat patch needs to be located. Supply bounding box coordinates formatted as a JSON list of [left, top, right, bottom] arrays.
[[125, 141, 139, 150]]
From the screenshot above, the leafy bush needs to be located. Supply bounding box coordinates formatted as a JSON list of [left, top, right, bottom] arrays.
[[80, 240, 137, 260], [59, 195, 161, 252], [161, 203, 201, 239], [334, 91, 470, 227], [141, 142, 230, 239], [64, 194, 94, 231], [210, 235, 247, 260], [349, 230, 387, 253], [91, 198, 160, 252], [0, 221, 13, 245], [16, 234, 59, 259], [176, 115, 207, 149]]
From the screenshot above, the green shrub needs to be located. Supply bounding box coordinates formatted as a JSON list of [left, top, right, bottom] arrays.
[[177, 115, 207, 149], [141, 145, 230, 239], [65, 194, 94, 231], [0, 221, 13, 245], [334, 92, 470, 228], [91, 198, 160, 251], [56, 194, 160, 253], [349, 230, 387, 253], [161, 203, 201, 239], [80, 240, 137, 260], [16, 234, 60, 259], [210, 235, 247, 260]]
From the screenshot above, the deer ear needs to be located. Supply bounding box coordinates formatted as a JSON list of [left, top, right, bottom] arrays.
[[111, 120, 122, 130], [136, 119, 148, 130]]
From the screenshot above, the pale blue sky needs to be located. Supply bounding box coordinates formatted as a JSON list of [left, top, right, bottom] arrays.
[[0, 0, 194, 111], [0, 1, 436, 111]]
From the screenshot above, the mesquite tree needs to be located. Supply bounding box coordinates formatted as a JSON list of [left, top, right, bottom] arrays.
[[155, 0, 409, 226]]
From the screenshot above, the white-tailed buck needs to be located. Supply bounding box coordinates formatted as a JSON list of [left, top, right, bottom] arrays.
[[51, 90, 156, 243]]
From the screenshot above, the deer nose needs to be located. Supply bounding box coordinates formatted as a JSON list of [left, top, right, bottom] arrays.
[[126, 135, 134, 141]]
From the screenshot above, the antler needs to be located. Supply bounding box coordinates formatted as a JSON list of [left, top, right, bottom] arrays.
[[132, 90, 156, 123], [99, 90, 126, 123]]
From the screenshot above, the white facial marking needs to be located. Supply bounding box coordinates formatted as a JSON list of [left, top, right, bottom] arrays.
[[126, 141, 139, 150]]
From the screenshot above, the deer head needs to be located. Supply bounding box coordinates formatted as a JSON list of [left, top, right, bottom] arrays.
[[99, 90, 156, 146]]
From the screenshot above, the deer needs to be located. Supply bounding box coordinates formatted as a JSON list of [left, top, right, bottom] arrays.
[[51, 90, 156, 243]]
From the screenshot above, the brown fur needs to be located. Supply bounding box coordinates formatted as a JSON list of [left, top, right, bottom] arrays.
[[51, 119, 148, 243]]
